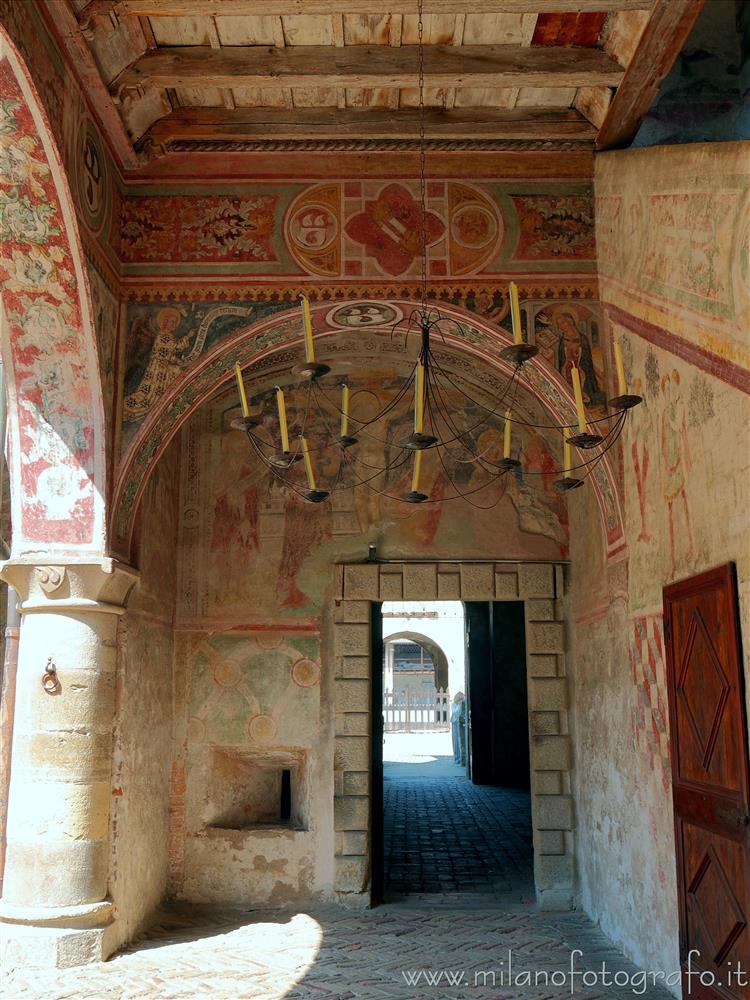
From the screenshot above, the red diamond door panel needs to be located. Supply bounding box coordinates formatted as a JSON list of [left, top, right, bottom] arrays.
[[665, 564, 750, 1000]]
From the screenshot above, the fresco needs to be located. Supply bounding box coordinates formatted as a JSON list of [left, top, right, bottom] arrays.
[[573, 141, 750, 982], [0, 42, 104, 552], [618, 328, 741, 612], [532, 302, 607, 417], [510, 195, 595, 261], [119, 194, 280, 265], [121, 293, 604, 441], [113, 297, 625, 560], [86, 262, 118, 454], [184, 632, 321, 750], [0, 2, 65, 153], [116, 178, 595, 281], [596, 143, 750, 372], [122, 300, 288, 444], [176, 373, 568, 629]]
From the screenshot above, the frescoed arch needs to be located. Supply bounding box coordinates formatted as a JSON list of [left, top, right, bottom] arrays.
[[0, 29, 106, 555], [111, 300, 624, 560]]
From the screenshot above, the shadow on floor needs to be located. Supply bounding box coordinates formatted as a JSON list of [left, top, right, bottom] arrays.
[[1, 903, 678, 1000]]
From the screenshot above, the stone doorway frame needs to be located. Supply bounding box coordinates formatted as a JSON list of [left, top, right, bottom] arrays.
[[332, 560, 574, 910]]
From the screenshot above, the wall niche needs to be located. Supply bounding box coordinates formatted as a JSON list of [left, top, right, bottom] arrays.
[[205, 747, 308, 832]]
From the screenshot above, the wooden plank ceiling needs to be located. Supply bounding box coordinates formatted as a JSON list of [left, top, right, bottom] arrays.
[[64, 0, 703, 160]]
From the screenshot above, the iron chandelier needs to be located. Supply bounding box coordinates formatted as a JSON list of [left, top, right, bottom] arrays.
[[230, 0, 641, 507]]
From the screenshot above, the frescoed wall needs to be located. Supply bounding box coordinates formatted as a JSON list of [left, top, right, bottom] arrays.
[[113, 292, 616, 559], [166, 328, 584, 902], [116, 179, 595, 283], [573, 141, 750, 986]]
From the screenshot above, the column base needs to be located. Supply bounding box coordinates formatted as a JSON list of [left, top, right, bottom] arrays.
[[0, 899, 114, 970], [0, 923, 106, 971]]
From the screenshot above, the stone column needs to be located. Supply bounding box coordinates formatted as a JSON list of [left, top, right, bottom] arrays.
[[0, 559, 137, 970]]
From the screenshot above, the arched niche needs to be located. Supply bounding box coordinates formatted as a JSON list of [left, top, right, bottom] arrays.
[[0, 29, 106, 556]]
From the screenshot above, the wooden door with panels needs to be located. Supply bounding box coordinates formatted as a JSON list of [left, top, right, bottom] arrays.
[[664, 564, 750, 999]]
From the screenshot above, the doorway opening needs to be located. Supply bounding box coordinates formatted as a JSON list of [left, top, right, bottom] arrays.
[[375, 600, 534, 902]]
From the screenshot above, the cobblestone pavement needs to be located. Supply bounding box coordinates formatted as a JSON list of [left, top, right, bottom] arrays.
[[1, 904, 675, 1000], [384, 774, 533, 899], [383, 756, 534, 900]]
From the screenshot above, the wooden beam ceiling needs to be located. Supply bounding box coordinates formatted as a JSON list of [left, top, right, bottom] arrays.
[[114, 1, 653, 15], [145, 106, 597, 148], [113, 44, 624, 97], [596, 0, 704, 149]]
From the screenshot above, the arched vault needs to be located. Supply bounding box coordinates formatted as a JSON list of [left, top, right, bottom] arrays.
[[112, 300, 623, 561]]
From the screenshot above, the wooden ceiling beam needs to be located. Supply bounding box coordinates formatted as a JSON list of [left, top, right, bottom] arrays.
[[145, 106, 597, 147], [40, 0, 139, 169], [112, 44, 624, 97], [115, 1, 652, 15], [596, 0, 704, 149]]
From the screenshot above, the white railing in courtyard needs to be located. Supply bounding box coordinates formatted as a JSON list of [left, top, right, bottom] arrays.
[[383, 688, 450, 731]]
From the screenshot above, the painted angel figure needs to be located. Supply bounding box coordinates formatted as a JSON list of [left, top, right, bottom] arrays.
[[123, 307, 195, 420]]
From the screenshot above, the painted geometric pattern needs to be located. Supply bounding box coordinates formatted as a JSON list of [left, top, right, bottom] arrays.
[[629, 613, 671, 794], [117, 179, 596, 278]]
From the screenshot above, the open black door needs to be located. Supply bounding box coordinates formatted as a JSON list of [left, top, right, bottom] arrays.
[[491, 601, 530, 789], [370, 601, 384, 904], [465, 601, 529, 788], [465, 601, 493, 784]]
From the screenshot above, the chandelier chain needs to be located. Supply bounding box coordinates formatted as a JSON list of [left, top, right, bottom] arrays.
[[418, 0, 427, 313]]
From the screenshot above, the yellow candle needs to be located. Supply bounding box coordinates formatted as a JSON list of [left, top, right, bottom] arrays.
[[276, 387, 290, 453], [503, 410, 512, 459], [341, 384, 349, 437], [234, 362, 249, 418], [571, 366, 588, 433], [509, 282, 523, 345], [411, 449, 423, 494], [300, 294, 315, 363], [300, 435, 316, 490], [615, 342, 627, 396], [564, 438, 572, 476], [415, 362, 425, 434]]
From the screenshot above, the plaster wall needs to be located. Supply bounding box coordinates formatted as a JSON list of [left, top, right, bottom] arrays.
[[105, 437, 180, 952], [571, 141, 750, 987]]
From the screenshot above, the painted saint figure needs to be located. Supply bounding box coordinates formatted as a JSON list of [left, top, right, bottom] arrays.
[[660, 370, 694, 577], [124, 307, 194, 419], [554, 308, 606, 410]]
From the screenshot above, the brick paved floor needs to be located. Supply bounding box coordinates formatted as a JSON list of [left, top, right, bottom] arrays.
[[1, 904, 677, 1000], [383, 738, 534, 900]]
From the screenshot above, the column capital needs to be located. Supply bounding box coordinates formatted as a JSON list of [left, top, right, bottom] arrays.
[[0, 558, 139, 613]]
